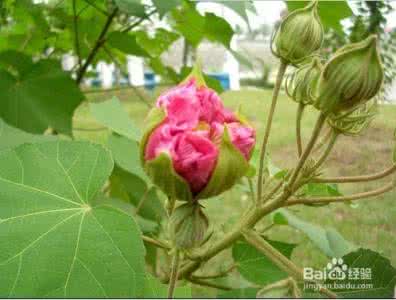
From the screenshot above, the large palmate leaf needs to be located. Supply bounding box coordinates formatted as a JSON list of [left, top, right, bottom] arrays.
[[90, 97, 141, 141], [286, 1, 353, 34], [107, 134, 148, 183], [107, 32, 149, 57], [0, 118, 57, 151], [135, 29, 180, 57], [326, 249, 396, 298], [232, 239, 297, 285], [0, 141, 146, 297], [0, 51, 84, 135], [204, 12, 234, 48], [277, 209, 355, 257]]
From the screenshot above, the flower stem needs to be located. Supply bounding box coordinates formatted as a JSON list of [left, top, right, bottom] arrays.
[[296, 103, 305, 157], [313, 164, 396, 183], [257, 61, 288, 201], [167, 249, 181, 298], [242, 230, 302, 279], [242, 230, 337, 299], [311, 129, 338, 172], [287, 113, 326, 189], [286, 181, 395, 206]]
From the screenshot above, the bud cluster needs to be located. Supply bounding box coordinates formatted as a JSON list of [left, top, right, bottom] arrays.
[[277, 1, 384, 135]]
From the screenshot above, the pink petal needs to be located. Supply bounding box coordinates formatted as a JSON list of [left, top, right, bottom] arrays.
[[228, 122, 256, 159], [173, 132, 218, 194]]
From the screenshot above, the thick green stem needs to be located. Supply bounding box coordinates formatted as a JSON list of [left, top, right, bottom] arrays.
[[167, 249, 181, 298], [311, 130, 338, 173], [257, 61, 288, 201], [242, 230, 302, 279], [242, 230, 337, 299], [286, 181, 395, 206], [296, 103, 305, 157], [313, 164, 396, 183]]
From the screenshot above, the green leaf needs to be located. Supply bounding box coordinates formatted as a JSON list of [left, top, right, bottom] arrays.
[[197, 127, 249, 199], [135, 29, 179, 57], [303, 182, 342, 197], [0, 118, 57, 151], [90, 97, 141, 141], [325, 249, 396, 298], [272, 211, 288, 225], [0, 141, 146, 297], [107, 31, 149, 57], [143, 274, 191, 297], [218, 288, 259, 298], [286, 1, 353, 34], [145, 152, 193, 202], [204, 12, 234, 48], [114, 0, 146, 17], [277, 209, 355, 257], [171, 4, 205, 47], [216, 1, 251, 25], [233, 239, 296, 285], [152, 0, 181, 18], [110, 167, 166, 222], [107, 134, 148, 183], [0, 53, 84, 135]]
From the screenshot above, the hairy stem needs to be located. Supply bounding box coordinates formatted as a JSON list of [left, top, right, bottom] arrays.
[[296, 103, 305, 157], [142, 235, 170, 250], [313, 164, 396, 183], [286, 181, 395, 206], [76, 8, 118, 83], [191, 263, 237, 280], [167, 249, 181, 298], [257, 61, 288, 200], [187, 277, 232, 291], [257, 278, 293, 297], [287, 113, 327, 189], [311, 129, 338, 172], [242, 230, 302, 279]]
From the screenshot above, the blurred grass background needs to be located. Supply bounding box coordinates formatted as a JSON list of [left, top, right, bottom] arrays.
[[74, 86, 396, 294]]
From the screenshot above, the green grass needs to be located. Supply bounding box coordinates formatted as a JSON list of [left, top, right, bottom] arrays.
[[75, 86, 396, 294]]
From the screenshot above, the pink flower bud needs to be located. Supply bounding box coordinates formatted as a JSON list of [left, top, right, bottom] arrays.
[[142, 78, 256, 198]]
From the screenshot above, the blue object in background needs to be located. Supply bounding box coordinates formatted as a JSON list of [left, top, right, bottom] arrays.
[[208, 73, 230, 90], [144, 72, 156, 91]]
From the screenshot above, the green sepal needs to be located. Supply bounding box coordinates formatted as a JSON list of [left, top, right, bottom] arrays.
[[181, 58, 207, 88], [145, 152, 193, 202], [139, 107, 166, 164], [197, 126, 249, 199]]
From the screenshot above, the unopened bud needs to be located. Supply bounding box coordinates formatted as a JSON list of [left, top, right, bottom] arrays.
[[285, 57, 322, 105], [315, 35, 384, 115], [272, 1, 323, 64], [168, 203, 209, 249]]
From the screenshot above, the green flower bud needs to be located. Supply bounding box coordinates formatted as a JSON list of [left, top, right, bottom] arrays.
[[327, 102, 378, 136], [168, 203, 209, 249], [285, 57, 323, 105], [314, 35, 384, 115], [272, 1, 323, 64]]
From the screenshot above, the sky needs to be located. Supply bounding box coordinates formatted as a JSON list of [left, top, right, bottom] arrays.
[[197, 1, 396, 31]]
